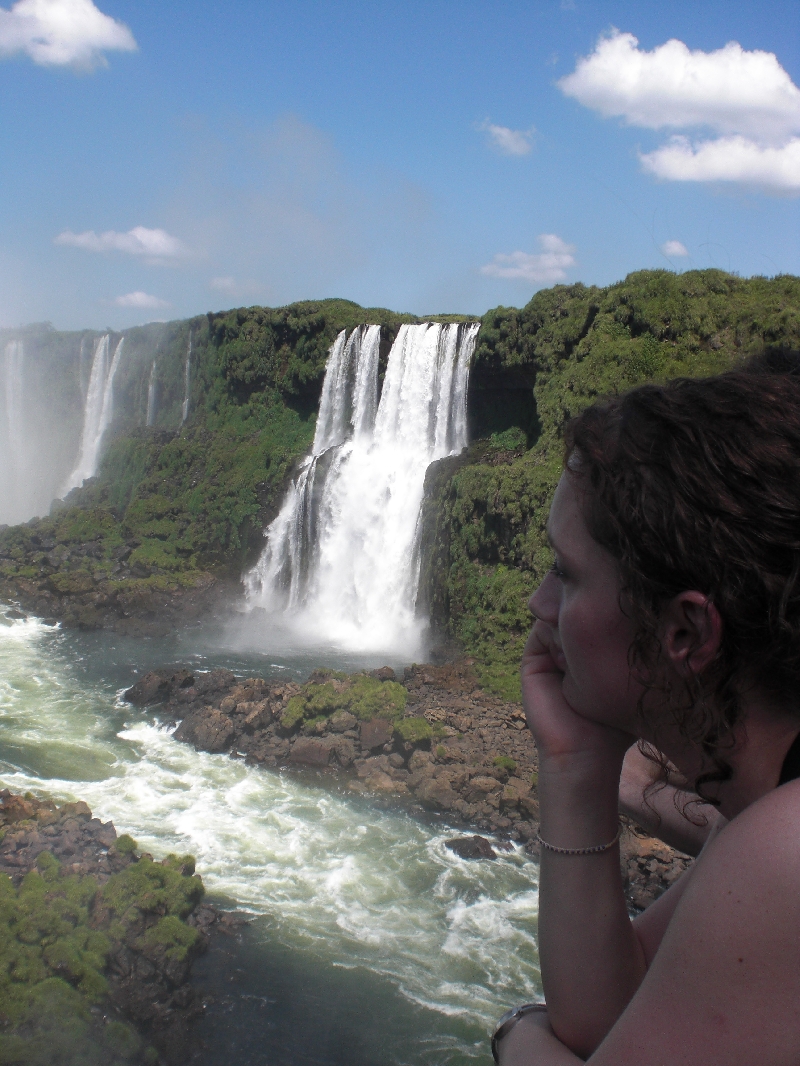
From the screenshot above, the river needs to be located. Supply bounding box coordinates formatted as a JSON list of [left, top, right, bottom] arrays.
[[0, 607, 542, 1065]]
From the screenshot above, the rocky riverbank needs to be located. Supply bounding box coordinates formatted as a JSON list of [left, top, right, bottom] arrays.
[[0, 790, 240, 1066], [125, 662, 692, 912], [0, 535, 235, 636]]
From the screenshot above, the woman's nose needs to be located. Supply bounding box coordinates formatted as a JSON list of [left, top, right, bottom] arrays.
[[529, 571, 559, 625]]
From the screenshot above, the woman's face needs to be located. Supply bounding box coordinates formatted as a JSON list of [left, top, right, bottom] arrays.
[[528, 473, 643, 732]]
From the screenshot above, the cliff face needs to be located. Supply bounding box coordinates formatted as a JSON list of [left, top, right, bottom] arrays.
[[419, 269, 800, 696], [2, 272, 799, 677], [0, 301, 416, 594]]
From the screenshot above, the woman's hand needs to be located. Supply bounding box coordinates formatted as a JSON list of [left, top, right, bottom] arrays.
[[521, 620, 634, 773]]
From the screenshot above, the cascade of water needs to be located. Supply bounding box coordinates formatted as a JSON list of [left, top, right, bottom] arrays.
[[245, 321, 479, 655], [77, 336, 89, 398], [181, 332, 192, 423], [61, 336, 125, 494], [4, 341, 24, 481], [146, 361, 157, 426]]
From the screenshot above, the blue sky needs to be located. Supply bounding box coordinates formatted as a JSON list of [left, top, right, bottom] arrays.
[[0, 0, 798, 329]]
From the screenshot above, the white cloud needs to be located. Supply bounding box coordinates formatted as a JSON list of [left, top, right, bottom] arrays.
[[558, 31, 800, 192], [478, 120, 535, 156], [0, 0, 136, 70], [481, 234, 576, 284], [558, 31, 800, 141], [114, 291, 169, 309], [55, 226, 187, 260], [661, 239, 689, 257], [643, 135, 800, 192]]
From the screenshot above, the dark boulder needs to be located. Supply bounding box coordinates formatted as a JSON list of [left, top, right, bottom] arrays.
[[446, 835, 502, 860], [124, 668, 194, 706]]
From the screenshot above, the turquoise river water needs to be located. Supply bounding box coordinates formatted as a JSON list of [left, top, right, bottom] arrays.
[[0, 608, 542, 1065]]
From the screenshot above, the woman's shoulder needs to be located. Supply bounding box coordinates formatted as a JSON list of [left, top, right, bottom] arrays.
[[592, 783, 800, 1063]]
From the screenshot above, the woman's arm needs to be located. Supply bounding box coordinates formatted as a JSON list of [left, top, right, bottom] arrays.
[[618, 743, 722, 857], [502, 785, 800, 1066], [498, 1010, 584, 1066], [522, 625, 647, 1056]]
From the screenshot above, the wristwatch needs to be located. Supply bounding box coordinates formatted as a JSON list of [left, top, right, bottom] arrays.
[[491, 1003, 547, 1062]]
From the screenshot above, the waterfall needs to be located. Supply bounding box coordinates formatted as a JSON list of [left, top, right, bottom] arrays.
[[78, 336, 89, 398], [245, 321, 479, 655], [146, 361, 157, 426], [2, 341, 26, 522], [4, 341, 24, 484], [181, 332, 192, 424], [61, 336, 125, 494]]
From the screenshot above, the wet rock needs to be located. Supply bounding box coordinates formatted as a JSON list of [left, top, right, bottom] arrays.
[[288, 736, 333, 767], [446, 835, 499, 860], [124, 667, 194, 706], [360, 717, 394, 750], [175, 707, 235, 753], [370, 666, 396, 682]]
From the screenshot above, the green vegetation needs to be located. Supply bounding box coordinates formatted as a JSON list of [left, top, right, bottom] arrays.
[[280, 671, 408, 731], [425, 270, 800, 698], [493, 755, 517, 773], [0, 837, 202, 1066], [0, 301, 417, 588], [2, 272, 799, 698]]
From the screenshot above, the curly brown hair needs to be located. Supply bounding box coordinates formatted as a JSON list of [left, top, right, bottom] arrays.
[[564, 350, 800, 801]]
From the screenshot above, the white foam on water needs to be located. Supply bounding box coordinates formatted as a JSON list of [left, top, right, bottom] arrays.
[[0, 616, 542, 1039]]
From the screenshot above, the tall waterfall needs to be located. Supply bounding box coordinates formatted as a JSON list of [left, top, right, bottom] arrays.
[[2, 341, 26, 521], [245, 321, 479, 655], [146, 361, 157, 426], [181, 332, 192, 423], [4, 340, 24, 483], [61, 335, 125, 495]]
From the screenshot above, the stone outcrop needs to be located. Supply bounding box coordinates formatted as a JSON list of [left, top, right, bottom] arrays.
[[124, 661, 692, 911], [0, 790, 240, 1065]]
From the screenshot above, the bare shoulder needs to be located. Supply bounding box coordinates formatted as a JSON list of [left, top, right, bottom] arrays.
[[591, 782, 800, 1064]]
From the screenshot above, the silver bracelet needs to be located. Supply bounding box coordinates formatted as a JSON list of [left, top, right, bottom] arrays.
[[536, 824, 621, 855], [491, 1003, 547, 1063]]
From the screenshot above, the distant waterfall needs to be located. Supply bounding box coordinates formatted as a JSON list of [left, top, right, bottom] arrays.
[[62, 335, 125, 494], [245, 321, 479, 655], [146, 361, 157, 426], [4, 341, 24, 485], [181, 332, 192, 423], [78, 336, 89, 398]]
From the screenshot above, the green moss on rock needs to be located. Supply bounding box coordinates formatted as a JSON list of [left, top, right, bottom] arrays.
[[280, 673, 407, 732]]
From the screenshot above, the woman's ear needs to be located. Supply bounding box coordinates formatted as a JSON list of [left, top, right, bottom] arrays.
[[661, 592, 723, 677]]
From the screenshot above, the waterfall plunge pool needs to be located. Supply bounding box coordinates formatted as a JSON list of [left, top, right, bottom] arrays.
[[0, 611, 542, 1066]]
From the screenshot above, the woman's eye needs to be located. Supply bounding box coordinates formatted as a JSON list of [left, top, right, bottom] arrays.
[[550, 561, 567, 580]]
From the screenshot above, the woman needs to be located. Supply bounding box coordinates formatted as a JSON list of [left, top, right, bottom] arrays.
[[495, 354, 800, 1065]]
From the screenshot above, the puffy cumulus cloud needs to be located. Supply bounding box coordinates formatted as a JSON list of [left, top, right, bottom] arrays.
[[55, 226, 187, 261], [558, 31, 800, 193], [661, 239, 689, 257], [481, 234, 576, 284], [478, 120, 535, 156], [0, 0, 136, 70], [558, 31, 800, 141], [643, 135, 800, 192], [113, 291, 169, 309]]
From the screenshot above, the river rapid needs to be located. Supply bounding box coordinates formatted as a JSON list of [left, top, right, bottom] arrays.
[[0, 608, 542, 1065]]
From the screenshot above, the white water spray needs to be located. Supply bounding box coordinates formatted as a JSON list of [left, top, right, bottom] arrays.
[[245, 322, 479, 656], [181, 331, 192, 423], [146, 360, 157, 426], [62, 335, 125, 494], [3, 341, 24, 489]]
